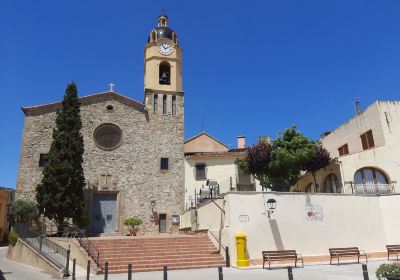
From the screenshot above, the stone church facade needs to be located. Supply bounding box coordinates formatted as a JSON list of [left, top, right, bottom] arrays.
[[16, 14, 185, 235]]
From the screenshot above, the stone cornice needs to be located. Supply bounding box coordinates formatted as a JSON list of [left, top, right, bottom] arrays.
[[22, 91, 146, 116]]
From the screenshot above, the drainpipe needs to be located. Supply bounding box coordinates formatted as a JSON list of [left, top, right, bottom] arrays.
[[338, 161, 346, 194]]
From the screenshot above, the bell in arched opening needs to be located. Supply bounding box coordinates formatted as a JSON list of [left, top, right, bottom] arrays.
[[159, 62, 171, 85]]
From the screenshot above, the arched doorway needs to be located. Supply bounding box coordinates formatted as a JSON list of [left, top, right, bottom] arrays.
[[323, 174, 341, 193]]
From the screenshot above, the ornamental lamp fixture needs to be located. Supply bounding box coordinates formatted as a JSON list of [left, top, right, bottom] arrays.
[[150, 200, 156, 212], [266, 198, 277, 218]]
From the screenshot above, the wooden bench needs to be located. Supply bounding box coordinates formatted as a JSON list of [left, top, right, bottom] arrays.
[[386, 245, 400, 260], [329, 247, 367, 265], [262, 250, 304, 269]]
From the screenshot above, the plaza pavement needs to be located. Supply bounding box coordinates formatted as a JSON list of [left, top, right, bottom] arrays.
[[0, 246, 387, 280]]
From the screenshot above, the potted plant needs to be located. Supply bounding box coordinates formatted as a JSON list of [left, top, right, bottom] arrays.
[[376, 263, 400, 280], [124, 217, 143, 236]]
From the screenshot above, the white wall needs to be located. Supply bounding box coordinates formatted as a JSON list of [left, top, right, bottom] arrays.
[[185, 192, 400, 264]]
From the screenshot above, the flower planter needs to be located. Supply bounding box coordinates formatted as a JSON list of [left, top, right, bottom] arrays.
[[386, 277, 400, 280], [128, 227, 139, 236]]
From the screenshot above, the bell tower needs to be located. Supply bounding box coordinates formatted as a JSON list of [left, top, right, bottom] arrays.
[[144, 12, 182, 93]]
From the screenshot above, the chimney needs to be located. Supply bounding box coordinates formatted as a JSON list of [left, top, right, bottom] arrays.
[[355, 101, 361, 115], [237, 136, 246, 149]]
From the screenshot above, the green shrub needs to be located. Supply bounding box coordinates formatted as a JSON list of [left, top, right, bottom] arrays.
[[8, 230, 18, 246], [376, 263, 400, 279], [123, 217, 143, 227], [10, 200, 39, 224]]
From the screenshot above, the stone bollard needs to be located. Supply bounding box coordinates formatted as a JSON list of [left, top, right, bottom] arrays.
[[362, 264, 369, 280], [288, 267, 294, 280], [163, 265, 168, 280]]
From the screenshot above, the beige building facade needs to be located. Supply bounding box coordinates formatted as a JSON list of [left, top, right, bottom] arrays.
[[294, 101, 400, 194], [184, 132, 261, 209], [16, 14, 185, 235]]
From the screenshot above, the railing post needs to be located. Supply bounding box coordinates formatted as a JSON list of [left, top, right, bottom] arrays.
[[72, 259, 76, 280], [163, 265, 167, 280], [288, 267, 294, 280], [86, 260, 90, 280], [65, 245, 71, 276], [39, 234, 43, 252], [218, 266, 223, 280], [362, 264, 369, 280], [128, 264, 132, 280], [104, 262, 108, 280], [225, 246, 230, 268]]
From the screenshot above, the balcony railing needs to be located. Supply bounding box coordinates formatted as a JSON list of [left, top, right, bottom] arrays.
[[354, 183, 395, 194]]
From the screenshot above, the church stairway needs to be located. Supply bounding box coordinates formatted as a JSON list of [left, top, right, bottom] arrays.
[[89, 235, 226, 273]]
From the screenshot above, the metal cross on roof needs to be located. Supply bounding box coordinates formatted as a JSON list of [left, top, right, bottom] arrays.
[[108, 83, 115, 92]]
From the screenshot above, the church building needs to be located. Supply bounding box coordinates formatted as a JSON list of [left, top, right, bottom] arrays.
[[16, 13, 184, 235]]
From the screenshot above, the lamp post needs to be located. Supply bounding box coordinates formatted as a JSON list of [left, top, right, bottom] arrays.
[[266, 199, 277, 218]]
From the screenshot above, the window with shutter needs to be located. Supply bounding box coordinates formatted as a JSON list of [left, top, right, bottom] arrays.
[[338, 144, 349, 156], [195, 163, 206, 179], [360, 133, 368, 150], [360, 130, 375, 150], [367, 130, 375, 148]]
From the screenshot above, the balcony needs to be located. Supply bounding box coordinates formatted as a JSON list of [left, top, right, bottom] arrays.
[[354, 183, 395, 195]]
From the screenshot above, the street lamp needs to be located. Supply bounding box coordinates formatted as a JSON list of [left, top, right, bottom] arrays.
[[266, 199, 277, 218], [150, 200, 156, 212]]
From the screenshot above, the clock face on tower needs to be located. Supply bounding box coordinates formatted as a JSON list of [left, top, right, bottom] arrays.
[[158, 42, 173, 56]]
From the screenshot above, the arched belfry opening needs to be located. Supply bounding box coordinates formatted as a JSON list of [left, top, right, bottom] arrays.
[[159, 62, 171, 85]]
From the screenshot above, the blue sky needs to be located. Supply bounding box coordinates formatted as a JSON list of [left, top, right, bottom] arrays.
[[1, 0, 400, 188]]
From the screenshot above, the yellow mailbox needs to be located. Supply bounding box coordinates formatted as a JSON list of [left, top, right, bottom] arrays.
[[235, 233, 249, 267]]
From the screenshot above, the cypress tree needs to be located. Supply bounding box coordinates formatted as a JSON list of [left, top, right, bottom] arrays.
[[36, 82, 85, 229]]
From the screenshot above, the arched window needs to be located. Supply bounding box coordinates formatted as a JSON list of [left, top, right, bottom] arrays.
[[163, 95, 167, 115], [159, 62, 171, 85], [172, 96, 176, 115], [153, 94, 158, 114], [354, 168, 388, 185], [323, 174, 341, 193]]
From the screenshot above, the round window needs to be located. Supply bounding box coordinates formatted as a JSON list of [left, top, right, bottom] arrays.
[[93, 123, 122, 150]]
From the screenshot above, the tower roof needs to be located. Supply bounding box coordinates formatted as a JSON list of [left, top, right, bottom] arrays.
[[148, 12, 177, 42]]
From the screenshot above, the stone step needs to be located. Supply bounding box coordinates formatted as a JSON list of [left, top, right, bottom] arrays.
[[99, 251, 220, 260], [92, 243, 215, 249], [94, 245, 217, 252], [99, 254, 224, 264], [91, 235, 225, 273], [103, 256, 225, 267], [107, 263, 226, 274]]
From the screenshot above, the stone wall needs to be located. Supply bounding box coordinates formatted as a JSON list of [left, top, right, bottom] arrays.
[[16, 92, 185, 235]]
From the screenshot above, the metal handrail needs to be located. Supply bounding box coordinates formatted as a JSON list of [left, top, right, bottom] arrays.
[[43, 223, 101, 270], [64, 224, 102, 269], [354, 183, 395, 194], [13, 222, 70, 276]]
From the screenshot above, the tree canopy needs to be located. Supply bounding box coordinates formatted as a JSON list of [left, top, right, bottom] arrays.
[[240, 126, 333, 191], [36, 82, 85, 227]]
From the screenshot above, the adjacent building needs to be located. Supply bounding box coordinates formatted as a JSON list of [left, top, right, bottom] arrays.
[[294, 101, 400, 194], [184, 132, 261, 209], [0, 187, 14, 242]]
